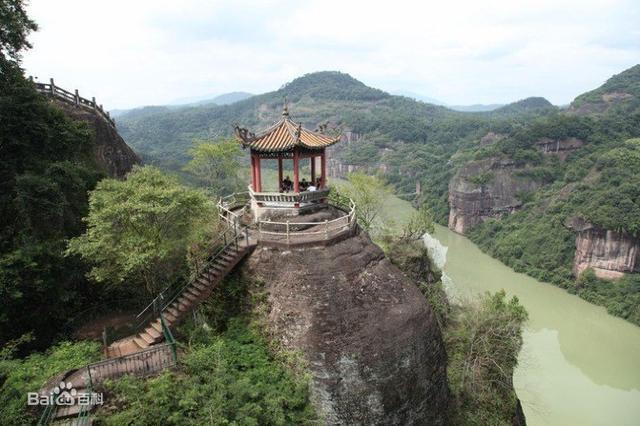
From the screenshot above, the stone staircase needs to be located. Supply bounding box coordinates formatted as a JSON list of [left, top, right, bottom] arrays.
[[106, 238, 253, 358]]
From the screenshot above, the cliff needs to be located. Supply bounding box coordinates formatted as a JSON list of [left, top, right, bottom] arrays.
[[448, 158, 540, 234], [241, 231, 449, 425], [52, 100, 141, 178], [568, 218, 640, 280]]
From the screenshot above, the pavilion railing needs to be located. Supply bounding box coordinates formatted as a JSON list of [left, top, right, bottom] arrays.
[[255, 199, 356, 245], [248, 186, 330, 205], [31, 77, 116, 128]]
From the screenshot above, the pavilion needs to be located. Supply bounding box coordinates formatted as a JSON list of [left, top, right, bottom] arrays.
[[234, 105, 341, 215]]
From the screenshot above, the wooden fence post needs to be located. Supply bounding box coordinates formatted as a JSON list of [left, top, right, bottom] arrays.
[[74, 89, 79, 106], [49, 78, 55, 95], [92, 97, 96, 109]]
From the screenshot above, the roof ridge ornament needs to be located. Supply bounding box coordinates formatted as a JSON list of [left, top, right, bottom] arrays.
[[282, 96, 289, 117]]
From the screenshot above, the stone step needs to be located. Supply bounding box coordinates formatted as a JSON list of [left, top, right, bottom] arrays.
[[182, 289, 199, 301], [150, 320, 162, 333], [145, 325, 162, 340], [165, 306, 179, 318], [134, 336, 150, 348]]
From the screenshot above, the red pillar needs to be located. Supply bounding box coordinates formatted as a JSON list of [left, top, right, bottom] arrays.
[[250, 154, 257, 190], [278, 157, 283, 192], [320, 150, 327, 188], [293, 150, 300, 193], [255, 156, 262, 192], [310, 155, 316, 184]]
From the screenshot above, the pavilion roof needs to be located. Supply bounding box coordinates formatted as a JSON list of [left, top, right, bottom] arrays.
[[234, 106, 340, 153]]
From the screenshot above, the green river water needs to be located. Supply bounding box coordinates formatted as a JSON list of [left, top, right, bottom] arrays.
[[378, 194, 640, 425], [426, 225, 640, 426]]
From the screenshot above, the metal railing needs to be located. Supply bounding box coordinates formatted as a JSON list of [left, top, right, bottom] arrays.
[[255, 199, 356, 245], [218, 191, 250, 226], [31, 77, 116, 127], [133, 224, 246, 334], [39, 315, 177, 425], [86, 314, 177, 385]]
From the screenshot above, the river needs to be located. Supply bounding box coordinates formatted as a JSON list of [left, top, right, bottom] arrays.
[[377, 195, 640, 425]]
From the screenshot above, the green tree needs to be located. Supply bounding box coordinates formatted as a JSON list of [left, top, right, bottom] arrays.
[[337, 172, 389, 231], [401, 205, 435, 241], [446, 291, 528, 425], [67, 166, 215, 295], [0, 0, 37, 66], [183, 138, 243, 196]]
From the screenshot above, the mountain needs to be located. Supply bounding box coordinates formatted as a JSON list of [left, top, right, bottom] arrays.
[[111, 92, 255, 118], [569, 64, 640, 115], [208, 91, 253, 105], [446, 64, 640, 325], [117, 71, 460, 170], [171, 91, 254, 107], [391, 90, 446, 105], [494, 96, 555, 114], [449, 103, 504, 112]]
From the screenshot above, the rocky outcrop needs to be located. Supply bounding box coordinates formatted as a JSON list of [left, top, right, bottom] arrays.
[[242, 231, 449, 425], [52, 100, 141, 178], [478, 132, 505, 147], [568, 218, 640, 280], [536, 137, 583, 160], [448, 158, 540, 234], [568, 91, 635, 116]]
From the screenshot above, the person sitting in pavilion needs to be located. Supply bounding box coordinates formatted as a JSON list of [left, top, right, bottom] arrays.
[[282, 175, 293, 192], [300, 178, 309, 191], [315, 176, 322, 189]]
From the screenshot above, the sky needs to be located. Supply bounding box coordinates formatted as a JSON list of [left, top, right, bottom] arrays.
[[22, 0, 640, 109]]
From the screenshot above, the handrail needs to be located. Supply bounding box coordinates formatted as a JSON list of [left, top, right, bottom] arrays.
[[31, 77, 116, 128], [133, 223, 242, 333], [255, 199, 356, 245]]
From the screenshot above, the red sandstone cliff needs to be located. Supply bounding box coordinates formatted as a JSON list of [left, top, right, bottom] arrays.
[[52, 100, 140, 178], [568, 218, 640, 280], [242, 231, 449, 425], [448, 158, 540, 234]]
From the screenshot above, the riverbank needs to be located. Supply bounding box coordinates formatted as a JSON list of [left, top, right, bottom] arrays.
[[376, 193, 640, 425]]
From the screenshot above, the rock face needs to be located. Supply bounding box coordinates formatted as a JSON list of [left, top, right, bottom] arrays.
[[478, 131, 505, 147], [568, 218, 640, 280], [535, 137, 584, 160], [448, 158, 540, 234], [53, 100, 141, 178], [242, 231, 449, 425]]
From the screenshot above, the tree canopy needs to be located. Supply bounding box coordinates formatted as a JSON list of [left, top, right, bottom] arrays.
[[67, 166, 215, 295], [183, 138, 243, 196]]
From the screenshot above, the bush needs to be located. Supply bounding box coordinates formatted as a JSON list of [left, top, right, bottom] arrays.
[[0, 339, 101, 425], [446, 291, 528, 425], [98, 319, 316, 425]]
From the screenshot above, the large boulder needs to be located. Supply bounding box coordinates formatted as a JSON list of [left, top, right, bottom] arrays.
[[242, 231, 449, 425]]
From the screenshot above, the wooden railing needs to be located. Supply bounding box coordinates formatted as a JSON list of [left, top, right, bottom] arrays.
[[256, 199, 357, 245], [31, 77, 116, 128]]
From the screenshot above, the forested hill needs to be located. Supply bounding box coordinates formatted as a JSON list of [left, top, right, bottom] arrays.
[[118, 70, 557, 213], [117, 71, 460, 169], [569, 64, 640, 115]]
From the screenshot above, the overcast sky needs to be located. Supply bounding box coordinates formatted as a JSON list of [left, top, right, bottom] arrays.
[[22, 0, 640, 109]]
